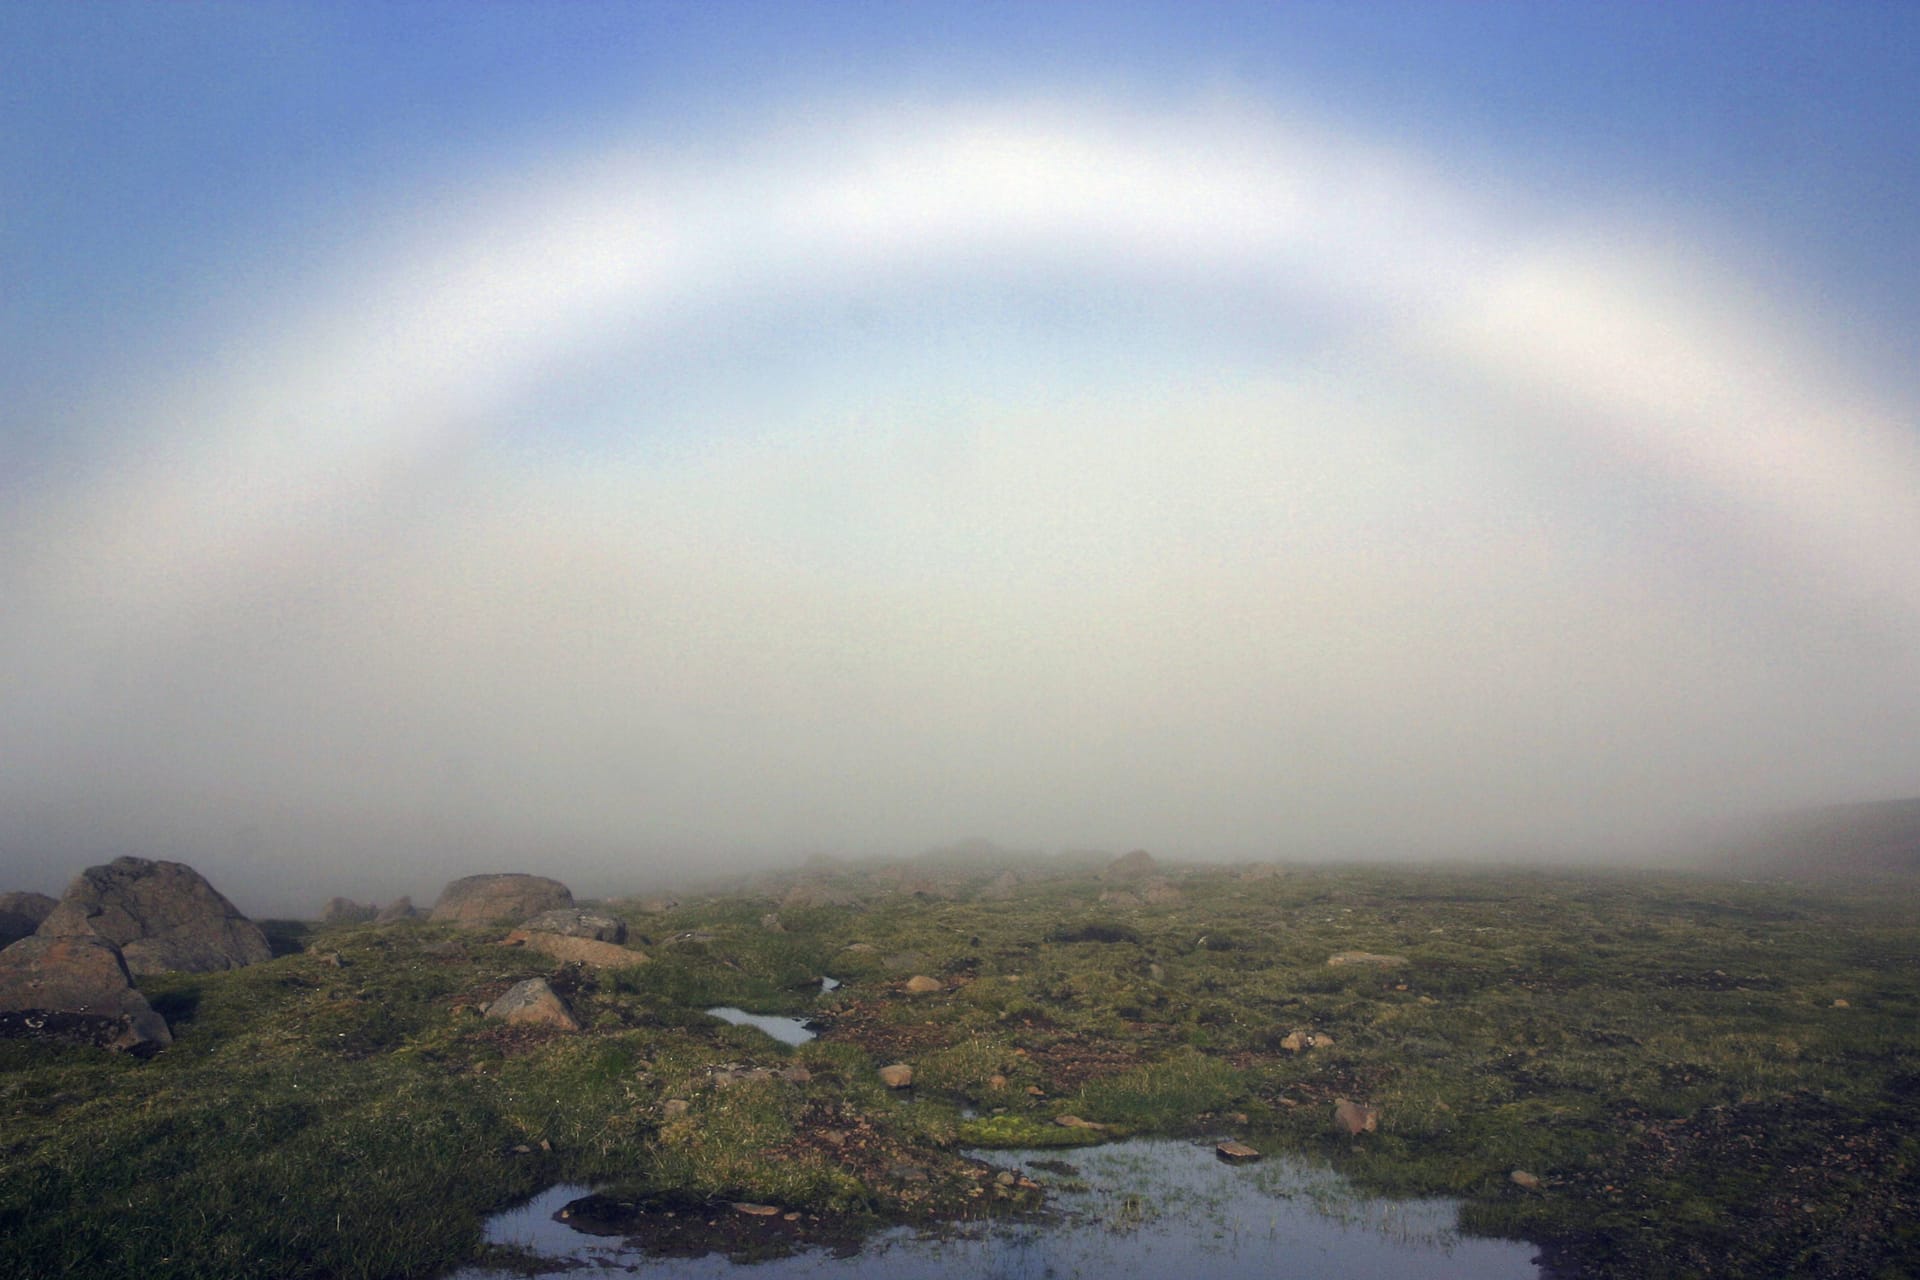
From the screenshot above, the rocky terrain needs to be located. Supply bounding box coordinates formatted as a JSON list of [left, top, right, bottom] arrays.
[[0, 855, 1913, 1280]]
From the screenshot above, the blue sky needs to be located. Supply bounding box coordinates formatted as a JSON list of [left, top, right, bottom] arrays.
[[3, 3, 1918, 909]]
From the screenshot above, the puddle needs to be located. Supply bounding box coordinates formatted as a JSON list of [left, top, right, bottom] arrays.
[[457, 1138, 1539, 1278], [704, 1007, 818, 1046]]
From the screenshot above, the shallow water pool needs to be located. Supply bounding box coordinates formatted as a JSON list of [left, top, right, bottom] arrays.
[[457, 1137, 1539, 1279]]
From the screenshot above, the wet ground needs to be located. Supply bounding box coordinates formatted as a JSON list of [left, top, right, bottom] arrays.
[[455, 1138, 1540, 1279]]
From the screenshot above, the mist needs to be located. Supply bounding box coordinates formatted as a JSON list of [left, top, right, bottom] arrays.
[[5, 30, 1919, 918]]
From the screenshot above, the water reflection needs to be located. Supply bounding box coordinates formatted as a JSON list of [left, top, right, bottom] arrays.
[[703, 1007, 818, 1046], [458, 1139, 1538, 1279]]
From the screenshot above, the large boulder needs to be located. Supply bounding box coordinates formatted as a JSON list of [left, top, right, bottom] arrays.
[[0, 891, 57, 948], [37, 857, 270, 975], [1101, 849, 1159, 881], [520, 907, 625, 943], [319, 897, 378, 926], [0, 934, 171, 1053], [430, 874, 572, 927], [374, 896, 417, 924]]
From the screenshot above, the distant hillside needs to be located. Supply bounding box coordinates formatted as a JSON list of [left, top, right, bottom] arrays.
[[1718, 797, 1920, 878]]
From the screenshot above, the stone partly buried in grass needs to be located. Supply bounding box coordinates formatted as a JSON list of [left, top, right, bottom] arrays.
[[1326, 950, 1407, 968], [1216, 1140, 1262, 1163], [1279, 1029, 1335, 1052], [501, 929, 647, 968], [902, 975, 943, 994], [484, 977, 580, 1031], [1334, 1099, 1380, 1136], [521, 907, 627, 942], [879, 1063, 914, 1088]]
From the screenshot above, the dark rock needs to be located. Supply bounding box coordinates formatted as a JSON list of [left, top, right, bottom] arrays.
[[36, 857, 270, 975], [319, 897, 377, 925], [0, 934, 171, 1053], [429, 874, 572, 927], [0, 891, 57, 948]]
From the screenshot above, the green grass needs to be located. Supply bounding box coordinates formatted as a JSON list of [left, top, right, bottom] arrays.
[[2, 868, 1916, 1278]]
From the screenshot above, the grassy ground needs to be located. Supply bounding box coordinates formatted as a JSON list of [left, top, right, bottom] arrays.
[[1, 864, 1914, 1278]]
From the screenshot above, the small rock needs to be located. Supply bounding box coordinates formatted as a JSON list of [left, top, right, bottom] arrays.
[[1280, 1030, 1308, 1053], [1308, 1033, 1335, 1049], [1216, 1140, 1261, 1163], [662, 1098, 691, 1118], [1026, 1084, 1046, 1097], [1333, 1099, 1379, 1136], [1832, 998, 1850, 1008], [987, 1073, 1008, 1089], [483, 977, 580, 1031], [903, 975, 942, 994], [994, 1170, 1016, 1186], [781, 1066, 812, 1084], [879, 1063, 914, 1088], [1510, 1169, 1541, 1190], [1053, 1114, 1105, 1130], [733, 1202, 780, 1216], [1327, 951, 1406, 968]]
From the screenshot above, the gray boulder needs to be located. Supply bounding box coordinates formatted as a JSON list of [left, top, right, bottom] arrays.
[[374, 896, 417, 924], [319, 897, 378, 925], [37, 857, 270, 975], [520, 906, 625, 943], [484, 977, 579, 1031], [430, 874, 573, 927], [0, 934, 172, 1053], [1101, 849, 1159, 881], [0, 891, 57, 948]]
